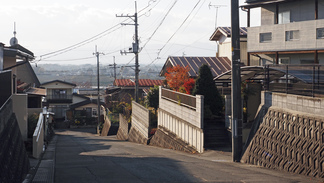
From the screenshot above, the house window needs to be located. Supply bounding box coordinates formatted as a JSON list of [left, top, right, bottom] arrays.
[[317, 28, 324, 39], [53, 89, 67, 99], [286, 30, 299, 41], [92, 108, 97, 116], [279, 57, 290, 64], [278, 11, 290, 24], [260, 33, 272, 43]]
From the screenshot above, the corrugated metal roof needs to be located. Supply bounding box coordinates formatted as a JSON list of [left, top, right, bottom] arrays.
[[210, 27, 247, 41], [114, 79, 164, 87], [160, 56, 232, 78]]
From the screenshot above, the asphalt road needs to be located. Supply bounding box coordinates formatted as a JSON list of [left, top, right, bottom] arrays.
[[54, 128, 321, 183]]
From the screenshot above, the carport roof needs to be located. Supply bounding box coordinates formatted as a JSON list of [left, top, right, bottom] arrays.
[[214, 65, 324, 85]]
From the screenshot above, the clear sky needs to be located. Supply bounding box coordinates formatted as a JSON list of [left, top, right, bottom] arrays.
[[0, 0, 259, 66]]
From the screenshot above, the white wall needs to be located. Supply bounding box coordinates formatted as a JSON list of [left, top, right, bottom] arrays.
[[158, 87, 204, 153], [132, 101, 150, 139], [12, 94, 28, 141]]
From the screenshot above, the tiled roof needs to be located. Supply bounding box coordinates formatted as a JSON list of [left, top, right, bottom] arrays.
[[114, 79, 164, 87], [160, 56, 232, 78], [210, 27, 247, 41]]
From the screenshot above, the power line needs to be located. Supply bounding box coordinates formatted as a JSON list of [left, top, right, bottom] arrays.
[[157, 0, 202, 58], [36, 1, 159, 62]]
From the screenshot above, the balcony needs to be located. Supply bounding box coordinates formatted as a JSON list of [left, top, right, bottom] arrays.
[[46, 96, 72, 103], [248, 19, 324, 53]]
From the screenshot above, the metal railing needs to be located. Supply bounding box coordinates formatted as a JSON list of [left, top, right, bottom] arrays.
[[264, 65, 324, 97], [161, 88, 196, 109]]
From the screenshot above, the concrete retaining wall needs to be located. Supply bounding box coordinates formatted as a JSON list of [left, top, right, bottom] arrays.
[[242, 106, 324, 178], [131, 101, 150, 139], [242, 92, 324, 178], [0, 98, 30, 183], [116, 114, 129, 141]]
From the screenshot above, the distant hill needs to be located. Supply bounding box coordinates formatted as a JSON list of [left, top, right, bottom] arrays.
[[32, 63, 164, 87]]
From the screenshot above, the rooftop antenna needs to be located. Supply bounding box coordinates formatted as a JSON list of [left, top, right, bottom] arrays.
[[10, 22, 18, 46], [208, 3, 226, 30]]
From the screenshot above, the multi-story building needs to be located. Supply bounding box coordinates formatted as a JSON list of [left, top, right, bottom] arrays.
[[41, 80, 76, 120], [243, 0, 324, 65]]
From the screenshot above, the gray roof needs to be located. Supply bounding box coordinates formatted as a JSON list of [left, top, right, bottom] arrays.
[[210, 27, 247, 41], [160, 56, 231, 78]]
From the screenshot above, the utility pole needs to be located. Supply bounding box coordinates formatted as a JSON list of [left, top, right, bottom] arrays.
[[231, 0, 243, 162], [93, 45, 104, 134], [116, 1, 140, 102], [109, 56, 117, 81]]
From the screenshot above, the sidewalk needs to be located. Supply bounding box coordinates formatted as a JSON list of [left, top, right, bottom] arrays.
[[24, 136, 57, 183]]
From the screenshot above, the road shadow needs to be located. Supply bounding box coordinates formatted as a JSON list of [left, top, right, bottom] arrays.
[[54, 128, 201, 183]]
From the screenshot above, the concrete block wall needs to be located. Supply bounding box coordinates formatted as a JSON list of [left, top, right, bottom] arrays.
[[158, 109, 204, 153], [158, 87, 204, 153], [0, 98, 30, 183], [131, 101, 150, 139], [159, 87, 204, 129], [116, 114, 129, 141], [261, 91, 324, 117]]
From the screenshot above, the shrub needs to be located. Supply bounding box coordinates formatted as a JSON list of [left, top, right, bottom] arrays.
[[28, 113, 39, 138]]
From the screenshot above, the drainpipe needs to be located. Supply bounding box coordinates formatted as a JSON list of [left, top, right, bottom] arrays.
[[0, 43, 4, 71]]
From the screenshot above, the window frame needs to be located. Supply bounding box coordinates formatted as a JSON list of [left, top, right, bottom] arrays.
[[260, 32, 272, 43], [285, 30, 300, 41]]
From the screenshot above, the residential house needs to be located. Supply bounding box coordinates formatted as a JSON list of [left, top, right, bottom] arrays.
[[41, 80, 76, 120], [69, 99, 105, 119], [242, 0, 324, 65], [108, 79, 164, 106], [1, 41, 44, 140], [209, 27, 259, 66]]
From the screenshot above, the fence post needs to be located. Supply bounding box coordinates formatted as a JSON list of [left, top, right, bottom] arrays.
[[312, 65, 315, 97], [286, 65, 288, 94]]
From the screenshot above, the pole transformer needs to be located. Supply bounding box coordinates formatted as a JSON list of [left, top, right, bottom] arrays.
[[231, 0, 243, 162], [117, 1, 140, 102]]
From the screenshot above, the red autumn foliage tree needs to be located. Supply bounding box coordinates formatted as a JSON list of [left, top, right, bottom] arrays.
[[184, 78, 195, 94], [165, 65, 190, 92]]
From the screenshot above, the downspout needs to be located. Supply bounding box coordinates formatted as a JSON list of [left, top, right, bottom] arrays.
[[0, 43, 4, 71]]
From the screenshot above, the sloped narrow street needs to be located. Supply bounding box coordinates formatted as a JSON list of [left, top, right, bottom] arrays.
[[54, 128, 317, 183]]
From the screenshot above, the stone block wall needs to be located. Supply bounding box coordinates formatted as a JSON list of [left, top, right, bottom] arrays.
[[0, 99, 30, 183], [241, 106, 324, 178], [150, 126, 198, 154]]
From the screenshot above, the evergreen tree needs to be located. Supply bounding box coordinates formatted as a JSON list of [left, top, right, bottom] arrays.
[[193, 64, 223, 117], [146, 85, 159, 112]]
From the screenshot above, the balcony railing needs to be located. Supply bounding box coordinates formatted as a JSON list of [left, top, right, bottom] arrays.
[[264, 65, 324, 97], [46, 95, 73, 103]]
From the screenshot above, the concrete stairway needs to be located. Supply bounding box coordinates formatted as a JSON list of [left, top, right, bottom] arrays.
[[204, 118, 230, 149]]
